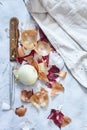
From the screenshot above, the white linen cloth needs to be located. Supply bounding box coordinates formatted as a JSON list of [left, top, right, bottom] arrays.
[[25, 0, 87, 88]]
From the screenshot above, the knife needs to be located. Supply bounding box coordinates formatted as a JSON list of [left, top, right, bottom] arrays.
[[9, 17, 19, 109]]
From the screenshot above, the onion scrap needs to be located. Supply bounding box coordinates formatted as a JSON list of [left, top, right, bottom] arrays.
[[48, 109, 71, 129], [38, 62, 48, 82], [58, 71, 67, 79], [38, 62, 47, 73], [42, 55, 49, 66], [31, 59, 39, 72], [35, 41, 51, 56], [15, 105, 27, 117], [51, 82, 64, 96], [21, 30, 37, 50], [30, 59, 48, 82], [38, 72, 48, 82], [18, 44, 25, 57], [29, 88, 49, 108], [62, 116, 71, 127], [21, 90, 33, 102], [47, 65, 60, 82]]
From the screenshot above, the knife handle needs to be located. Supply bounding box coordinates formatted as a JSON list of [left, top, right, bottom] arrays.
[[10, 17, 19, 61]]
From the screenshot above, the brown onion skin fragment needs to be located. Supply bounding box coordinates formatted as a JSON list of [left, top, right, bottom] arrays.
[[15, 105, 27, 117]]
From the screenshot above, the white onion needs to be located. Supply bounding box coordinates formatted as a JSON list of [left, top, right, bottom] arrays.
[[14, 64, 38, 86]]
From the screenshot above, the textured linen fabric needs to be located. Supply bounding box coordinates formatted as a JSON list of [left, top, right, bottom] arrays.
[[25, 0, 87, 88]]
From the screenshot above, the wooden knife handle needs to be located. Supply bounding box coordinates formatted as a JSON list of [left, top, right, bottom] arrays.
[[10, 17, 19, 61]]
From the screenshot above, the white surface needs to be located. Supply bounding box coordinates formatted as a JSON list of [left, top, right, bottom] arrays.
[[0, 0, 87, 130]]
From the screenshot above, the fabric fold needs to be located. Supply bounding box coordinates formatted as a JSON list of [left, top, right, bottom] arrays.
[[25, 0, 87, 88]]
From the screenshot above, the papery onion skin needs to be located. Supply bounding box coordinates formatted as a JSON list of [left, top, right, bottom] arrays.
[[18, 44, 25, 57], [17, 64, 38, 86], [15, 105, 27, 117], [35, 41, 51, 56]]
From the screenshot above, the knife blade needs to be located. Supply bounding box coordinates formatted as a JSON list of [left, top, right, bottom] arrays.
[[9, 17, 19, 109]]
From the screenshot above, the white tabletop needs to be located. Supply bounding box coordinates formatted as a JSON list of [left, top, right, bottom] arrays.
[[0, 0, 87, 130]]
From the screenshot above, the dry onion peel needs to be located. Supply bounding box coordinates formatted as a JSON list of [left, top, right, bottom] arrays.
[[18, 44, 25, 57], [38, 72, 48, 82], [31, 60, 48, 82], [48, 109, 71, 129], [51, 82, 64, 96], [47, 65, 60, 82], [15, 105, 27, 117], [30, 88, 49, 108], [62, 116, 71, 127], [21, 30, 37, 50], [35, 41, 51, 56], [37, 62, 48, 82], [38, 62, 47, 73], [24, 55, 34, 65], [31, 59, 39, 72], [21, 90, 33, 102], [16, 50, 35, 64], [58, 71, 67, 79]]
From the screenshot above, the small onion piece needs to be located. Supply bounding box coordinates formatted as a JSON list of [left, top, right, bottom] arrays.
[[58, 71, 67, 79], [21, 30, 37, 50], [15, 105, 27, 117], [62, 116, 71, 127], [51, 82, 64, 96], [18, 44, 25, 57], [30, 88, 49, 108], [38, 62, 47, 73], [35, 41, 51, 56], [21, 90, 33, 102]]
